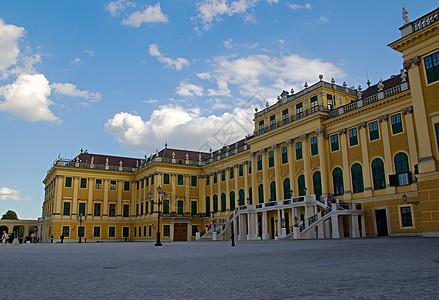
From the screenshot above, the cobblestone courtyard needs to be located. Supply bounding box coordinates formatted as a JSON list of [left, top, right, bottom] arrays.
[[1, 237, 438, 299]]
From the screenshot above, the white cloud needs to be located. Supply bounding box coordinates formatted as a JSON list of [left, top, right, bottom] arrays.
[[197, 72, 212, 80], [105, 0, 135, 16], [196, 0, 278, 30], [0, 187, 30, 202], [148, 44, 190, 71], [105, 104, 255, 153], [0, 73, 60, 122], [319, 15, 328, 23], [176, 81, 204, 97], [0, 19, 25, 71], [122, 3, 168, 27], [142, 99, 158, 104], [72, 57, 81, 65], [288, 3, 311, 10], [84, 49, 94, 57], [51, 83, 102, 102], [224, 38, 234, 49]]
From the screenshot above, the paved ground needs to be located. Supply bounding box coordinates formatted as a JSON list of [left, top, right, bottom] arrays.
[[0, 237, 438, 299]]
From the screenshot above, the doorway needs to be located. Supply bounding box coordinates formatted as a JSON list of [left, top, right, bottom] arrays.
[[173, 223, 188, 241], [375, 209, 388, 236]]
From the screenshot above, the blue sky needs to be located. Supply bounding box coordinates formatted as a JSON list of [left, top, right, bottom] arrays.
[[0, 0, 436, 219]]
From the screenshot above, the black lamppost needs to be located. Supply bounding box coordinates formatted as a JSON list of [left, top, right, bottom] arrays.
[[275, 219, 278, 237], [76, 212, 87, 243], [231, 222, 235, 247], [152, 186, 166, 246]]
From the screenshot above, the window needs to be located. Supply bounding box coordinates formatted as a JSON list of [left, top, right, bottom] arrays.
[[80, 178, 87, 189], [191, 175, 197, 186], [178, 175, 183, 185], [192, 225, 199, 237], [65, 177, 72, 188], [270, 181, 276, 201], [110, 180, 116, 190], [270, 115, 276, 130], [330, 134, 339, 152], [123, 204, 129, 217], [313, 171, 322, 198], [148, 225, 152, 237], [137, 181, 139, 190], [163, 225, 170, 237], [124, 181, 130, 191], [151, 175, 154, 185], [424, 51, 439, 84], [327, 94, 333, 110], [369, 121, 379, 141], [163, 173, 170, 184], [390, 152, 411, 186], [62, 226, 69, 238], [351, 163, 364, 193], [144, 226, 146, 237], [372, 158, 386, 190], [78, 203, 86, 215], [268, 151, 274, 167], [257, 155, 262, 170], [140, 203, 143, 215], [221, 170, 226, 181], [229, 167, 234, 179], [391, 114, 403, 134], [123, 227, 129, 238], [400, 206, 413, 227], [239, 164, 244, 176], [283, 178, 291, 199], [298, 175, 306, 196], [229, 191, 235, 211], [163, 200, 169, 214], [206, 175, 210, 186], [177, 201, 184, 214], [435, 124, 439, 151], [191, 201, 197, 215], [248, 187, 253, 204], [258, 184, 264, 203], [94, 203, 101, 216], [310, 95, 318, 112], [259, 120, 265, 135], [296, 142, 302, 160], [205, 197, 211, 215], [109, 227, 115, 238], [214, 173, 218, 184], [310, 136, 318, 155], [238, 189, 245, 206], [248, 161, 252, 174], [136, 204, 139, 216], [145, 177, 148, 187], [221, 193, 226, 212], [213, 195, 218, 213], [141, 179, 144, 189], [63, 202, 70, 216], [332, 168, 344, 196], [134, 227, 137, 237], [282, 109, 289, 125], [296, 102, 303, 119], [349, 128, 358, 146], [109, 204, 116, 217], [281, 146, 288, 164], [93, 227, 100, 238], [95, 179, 102, 189]]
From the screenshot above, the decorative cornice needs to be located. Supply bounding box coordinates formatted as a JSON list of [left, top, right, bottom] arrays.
[[338, 128, 346, 135], [403, 56, 420, 70], [378, 114, 389, 122], [315, 128, 325, 137], [357, 122, 367, 129], [402, 106, 413, 114], [260, 149, 266, 155], [300, 134, 307, 141], [286, 139, 293, 146], [272, 144, 278, 151]]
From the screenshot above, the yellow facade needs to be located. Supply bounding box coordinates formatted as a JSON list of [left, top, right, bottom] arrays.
[[41, 8, 439, 242]]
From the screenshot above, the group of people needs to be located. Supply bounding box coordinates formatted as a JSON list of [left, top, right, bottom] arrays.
[[1, 231, 40, 245], [2, 231, 14, 245]]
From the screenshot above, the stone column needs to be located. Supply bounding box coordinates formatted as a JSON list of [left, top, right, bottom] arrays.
[[272, 144, 281, 201], [351, 214, 360, 238], [72, 176, 79, 215], [87, 178, 97, 216], [225, 168, 230, 211], [339, 129, 351, 200], [184, 174, 190, 213], [54, 175, 64, 216], [209, 173, 213, 215], [171, 174, 176, 212], [199, 175, 206, 214], [301, 134, 311, 195], [262, 211, 269, 240], [234, 165, 238, 209], [316, 129, 329, 195], [261, 149, 269, 202], [402, 106, 419, 190], [378, 116, 396, 194], [286, 139, 296, 196], [250, 153, 256, 204], [244, 162, 249, 200]]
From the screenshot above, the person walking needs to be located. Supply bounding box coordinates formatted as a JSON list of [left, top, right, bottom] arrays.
[[50, 235, 54, 243], [60, 234, 64, 243], [1, 231, 8, 245]]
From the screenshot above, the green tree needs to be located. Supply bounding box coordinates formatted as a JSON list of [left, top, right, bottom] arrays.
[[1, 210, 18, 220]]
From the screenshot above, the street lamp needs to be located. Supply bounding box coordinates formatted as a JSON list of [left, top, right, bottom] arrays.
[[275, 219, 278, 237], [289, 190, 294, 199], [76, 212, 87, 243], [151, 186, 166, 246], [402, 193, 419, 205]]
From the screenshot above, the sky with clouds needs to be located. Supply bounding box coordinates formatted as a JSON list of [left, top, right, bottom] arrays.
[[0, 0, 435, 218]]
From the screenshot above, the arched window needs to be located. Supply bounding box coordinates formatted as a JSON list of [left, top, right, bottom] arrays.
[[332, 168, 344, 196], [283, 178, 291, 199], [221, 193, 227, 212], [248, 187, 253, 205], [313, 171, 322, 198], [298, 175, 306, 196], [351, 163, 364, 193], [213, 195, 218, 214], [238, 189, 245, 206], [205, 196, 210, 216], [270, 181, 276, 201], [258, 184, 264, 203], [230, 191, 235, 211], [372, 158, 386, 190], [394, 152, 410, 186]]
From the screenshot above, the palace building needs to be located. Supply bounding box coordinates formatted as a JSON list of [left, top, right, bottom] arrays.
[[40, 8, 439, 242]]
